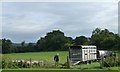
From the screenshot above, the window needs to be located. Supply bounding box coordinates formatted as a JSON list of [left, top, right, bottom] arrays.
[[83, 47, 87, 49]]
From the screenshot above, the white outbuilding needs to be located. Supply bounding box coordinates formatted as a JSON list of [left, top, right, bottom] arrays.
[[69, 45, 97, 63]]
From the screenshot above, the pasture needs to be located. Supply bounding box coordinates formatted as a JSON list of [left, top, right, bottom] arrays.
[[3, 51, 68, 64], [2, 51, 120, 70]]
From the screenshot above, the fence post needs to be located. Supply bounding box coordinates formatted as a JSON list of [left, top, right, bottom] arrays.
[[67, 56, 70, 68], [100, 55, 104, 69], [30, 58, 32, 68], [113, 51, 116, 66], [16, 59, 18, 66]]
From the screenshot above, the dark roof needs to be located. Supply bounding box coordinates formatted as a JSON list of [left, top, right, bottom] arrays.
[[70, 45, 96, 49], [70, 45, 82, 49]]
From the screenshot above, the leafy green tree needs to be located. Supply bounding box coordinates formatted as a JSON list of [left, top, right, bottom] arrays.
[[91, 28, 119, 50], [2, 28, 120, 53], [2, 38, 14, 54], [36, 30, 73, 51], [74, 36, 88, 45], [91, 28, 102, 48]]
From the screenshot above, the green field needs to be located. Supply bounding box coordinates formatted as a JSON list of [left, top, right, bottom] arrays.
[[3, 51, 68, 64], [2, 51, 120, 70]]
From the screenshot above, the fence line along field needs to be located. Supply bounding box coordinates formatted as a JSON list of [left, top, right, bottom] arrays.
[[3, 51, 68, 64], [2, 51, 120, 70]]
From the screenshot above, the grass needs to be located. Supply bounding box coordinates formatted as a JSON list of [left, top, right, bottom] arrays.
[[2, 51, 120, 70], [3, 51, 68, 64], [73, 62, 100, 69]]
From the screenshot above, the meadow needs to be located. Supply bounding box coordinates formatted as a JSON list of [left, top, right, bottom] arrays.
[[2, 51, 120, 70], [3, 51, 68, 64]]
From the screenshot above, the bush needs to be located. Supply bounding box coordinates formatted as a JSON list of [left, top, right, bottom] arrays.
[[2, 56, 18, 68], [103, 56, 120, 67]]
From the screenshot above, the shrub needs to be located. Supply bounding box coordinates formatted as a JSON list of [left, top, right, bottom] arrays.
[[103, 56, 120, 67], [2, 56, 18, 68]]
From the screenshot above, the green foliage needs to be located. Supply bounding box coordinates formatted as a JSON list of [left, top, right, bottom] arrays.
[[36, 30, 73, 51], [91, 28, 119, 50], [2, 56, 19, 68], [14, 42, 36, 53], [74, 36, 89, 45], [103, 56, 120, 67], [2, 39, 14, 54], [2, 28, 120, 53]]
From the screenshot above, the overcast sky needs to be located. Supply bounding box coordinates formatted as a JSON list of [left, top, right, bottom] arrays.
[[1, 2, 118, 43]]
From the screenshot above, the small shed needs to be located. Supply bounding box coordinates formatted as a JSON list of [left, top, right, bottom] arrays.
[[69, 45, 97, 63]]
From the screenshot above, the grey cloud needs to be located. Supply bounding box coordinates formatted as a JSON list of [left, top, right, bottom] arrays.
[[2, 2, 118, 42]]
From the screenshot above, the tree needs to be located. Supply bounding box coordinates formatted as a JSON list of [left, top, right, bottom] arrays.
[[92, 28, 101, 35], [21, 41, 25, 47], [2, 38, 14, 54], [91, 28, 102, 48], [17, 41, 28, 53], [27, 43, 36, 52], [2, 28, 119, 53], [91, 28, 119, 50], [36, 30, 73, 51], [74, 36, 88, 45]]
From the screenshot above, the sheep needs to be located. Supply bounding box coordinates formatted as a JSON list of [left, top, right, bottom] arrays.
[[11, 59, 44, 68]]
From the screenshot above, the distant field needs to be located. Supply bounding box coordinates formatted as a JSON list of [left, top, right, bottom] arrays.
[[3, 51, 68, 64]]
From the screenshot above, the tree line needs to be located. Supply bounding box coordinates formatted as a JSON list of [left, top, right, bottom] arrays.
[[2, 28, 120, 54]]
